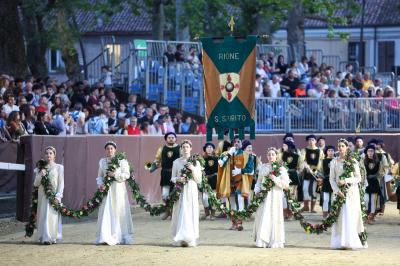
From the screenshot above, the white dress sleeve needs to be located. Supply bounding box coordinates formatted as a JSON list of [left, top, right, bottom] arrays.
[[171, 159, 179, 183], [273, 167, 290, 189], [254, 164, 268, 193], [114, 159, 130, 182], [192, 162, 202, 184], [345, 160, 362, 185], [329, 159, 340, 194], [96, 159, 105, 187], [33, 168, 42, 187], [55, 164, 64, 201]]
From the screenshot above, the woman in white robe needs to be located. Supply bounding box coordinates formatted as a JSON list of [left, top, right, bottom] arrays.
[[33, 146, 64, 244], [96, 141, 134, 245], [253, 147, 290, 248], [171, 139, 202, 247], [329, 138, 368, 249]]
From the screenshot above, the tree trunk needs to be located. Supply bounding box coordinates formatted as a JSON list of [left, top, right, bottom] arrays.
[[0, 0, 30, 77], [20, 8, 48, 78], [152, 0, 165, 40], [57, 8, 80, 81], [287, 4, 305, 62]]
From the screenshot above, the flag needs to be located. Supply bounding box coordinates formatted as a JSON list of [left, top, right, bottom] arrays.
[[201, 35, 257, 141]]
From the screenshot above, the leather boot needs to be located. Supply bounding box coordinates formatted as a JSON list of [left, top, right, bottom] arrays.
[[311, 200, 317, 213], [200, 207, 210, 220], [301, 200, 310, 212]]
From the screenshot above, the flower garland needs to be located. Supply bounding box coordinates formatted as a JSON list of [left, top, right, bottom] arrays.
[[285, 151, 368, 245], [203, 160, 286, 220], [25, 152, 127, 237], [126, 153, 205, 216]]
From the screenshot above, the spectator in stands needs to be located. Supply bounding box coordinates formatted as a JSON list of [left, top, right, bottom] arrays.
[[306, 77, 320, 92], [256, 60, 268, 79], [175, 44, 186, 62], [31, 84, 42, 107], [36, 95, 49, 113], [100, 65, 113, 88], [266, 52, 276, 72], [375, 89, 383, 98], [280, 70, 300, 97], [52, 108, 73, 136], [149, 119, 163, 135], [71, 103, 86, 135], [6, 110, 28, 141], [308, 55, 318, 69], [126, 94, 137, 116], [34, 112, 51, 135], [153, 104, 168, 122], [164, 44, 176, 64], [268, 75, 281, 98], [255, 74, 263, 99], [372, 78, 383, 97], [117, 103, 128, 119], [115, 118, 128, 135], [315, 84, 327, 98], [139, 107, 154, 125], [362, 72, 373, 92], [24, 81, 34, 104], [352, 72, 363, 91], [341, 63, 354, 80], [127, 116, 140, 135], [21, 104, 36, 134], [294, 82, 307, 98], [108, 108, 118, 134], [197, 117, 206, 135], [276, 55, 288, 74], [339, 79, 351, 98], [57, 84, 70, 107], [140, 121, 150, 135], [133, 103, 145, 118], [85, 108, 108, 134], [50, 95, 63, 115], [44, 84, 56, 103], [187, 47, 201, 69], [109, 92, 119, 109], [262, 83, 272, 97], [173, 111, 183, 132], [0, 76, 9, 97], [0, 123, 11, 143], [297, 56, 309, 79], [286, 61, 300, 78], [162, 114, 175, 133], [87, 87, 100, 113], [2, 94, 19, 117], [330, 78, 341, 95], [180, 116, 197, 134]]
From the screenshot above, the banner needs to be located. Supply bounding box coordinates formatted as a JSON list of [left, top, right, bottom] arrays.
[[201, 36, 257, 141]]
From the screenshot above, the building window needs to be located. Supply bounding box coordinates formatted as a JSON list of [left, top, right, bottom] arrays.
[[378, 41, 395, 72], [47, 49, 65, 72], [105, 44, 121, 66], [348, 42, 365, 67]]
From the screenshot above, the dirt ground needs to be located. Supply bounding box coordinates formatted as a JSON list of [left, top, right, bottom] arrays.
[[0, 202, 399, 266]]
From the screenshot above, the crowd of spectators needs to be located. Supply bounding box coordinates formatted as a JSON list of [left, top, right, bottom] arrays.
[[255, 52, 397, 99], [0, 74, 205, 143]]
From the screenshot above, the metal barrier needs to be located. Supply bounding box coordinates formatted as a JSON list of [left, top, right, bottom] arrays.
[[375, 72, 395, 87], [255, 97, 400, 133], [306, 49, 323, 66], [322, 55, 341, 71], [257, 44, 293, 63], [85, 48, 109, 85]]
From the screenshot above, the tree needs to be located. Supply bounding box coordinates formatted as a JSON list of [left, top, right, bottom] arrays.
[[0, 0, 30, 77]]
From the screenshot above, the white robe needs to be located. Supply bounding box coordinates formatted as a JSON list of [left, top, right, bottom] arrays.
[[253, 163, 290, 248], [171, 157, 202, 247], [33, 163, 64, 243], [95, 158, 134, 245], [329, 158, 368, 249]]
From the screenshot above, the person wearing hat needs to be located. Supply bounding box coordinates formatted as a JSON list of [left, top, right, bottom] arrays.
[[282, 132, 301, 154], [96, 141, 133, 245], [217, 135, 254, 231], [374, 139, 392, 216], [300, 134, 324, 213], [33, 146, 64, 245], [200, 142, 218, 220], [320, 145, 335, 218], [354, 136, 365, 156], [363, 145, 385, 224], [151, 132, 180, 220], [280, 141, 301, 220], [317, 136, 326, 152], [242, 139, 261, 208]]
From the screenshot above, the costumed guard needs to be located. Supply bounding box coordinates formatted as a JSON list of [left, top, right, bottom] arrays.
[[280, 141, 301, 220], [390, 162, 400, 214], [300, 134, 324, 213], [150, 132, 180, 220], [217, 136, 254, 231], [364, 145, 387, 224], [329, 138, 367, 250], [215, 139, 231, 218], [96, 141, 133, 245], [33, 146, 64, 245], [242, 139, 260, 207], [201, 142, 218, 220], [253, 147, 290, 248], [171, 140, 203, 247], [375, 139, 393, 215], [320, 146, 335, 218]]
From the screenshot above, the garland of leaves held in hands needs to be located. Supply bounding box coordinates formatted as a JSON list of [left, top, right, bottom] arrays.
[[26, 150, 367, 246]]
